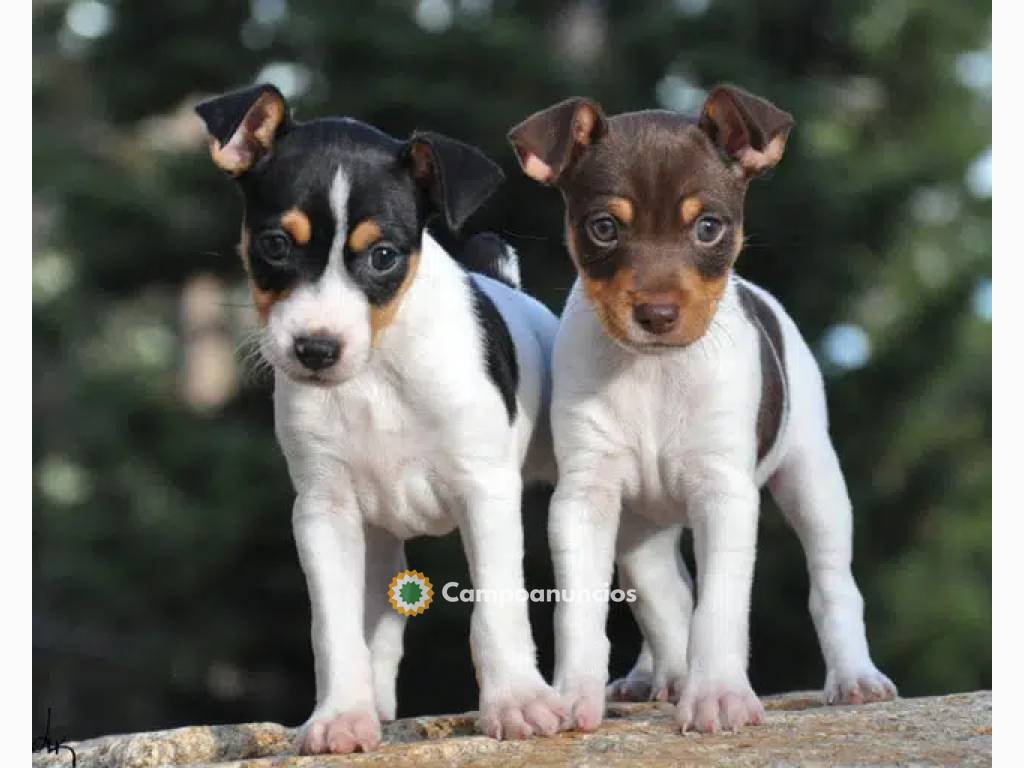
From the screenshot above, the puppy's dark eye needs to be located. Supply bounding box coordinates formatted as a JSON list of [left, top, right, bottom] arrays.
[[695, 215, 725, 245], [367, 242, 402, 274], [586, 213, 619, 247], [256, 230, 292, 265]]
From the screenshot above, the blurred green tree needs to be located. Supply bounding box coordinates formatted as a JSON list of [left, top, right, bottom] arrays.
[[33, 0, 990, 739]]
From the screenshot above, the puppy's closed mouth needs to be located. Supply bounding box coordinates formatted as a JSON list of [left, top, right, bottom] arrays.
[[290, 369, 345, 388], [611, 335, 695, 355], [635, 341, 691, 353]]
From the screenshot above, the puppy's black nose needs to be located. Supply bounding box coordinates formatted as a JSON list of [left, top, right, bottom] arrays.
[[633, 303, 680, 335], [293, 334, 341, 371]]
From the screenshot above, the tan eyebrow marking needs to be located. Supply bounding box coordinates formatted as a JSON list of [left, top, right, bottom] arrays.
[[348, 219, 383, 252], [238, 227, 292, 324], [681, 196, 704, 226], [280, 208, 312, 245], [607, 197, 634, 224]]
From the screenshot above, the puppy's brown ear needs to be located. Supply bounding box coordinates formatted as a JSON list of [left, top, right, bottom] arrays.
[[507, 97, 607, 185], [699, 85, 793, 178], [195, 84, 288, 176], [405, 132, 505, 232]]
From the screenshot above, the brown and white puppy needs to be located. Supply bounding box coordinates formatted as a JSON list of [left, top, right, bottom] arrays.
[[509, 85, 896, 735]]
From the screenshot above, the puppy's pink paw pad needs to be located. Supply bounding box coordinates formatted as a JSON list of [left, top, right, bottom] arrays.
[[677, 680, 764, 734], [296, 710, 381, 755], [558, 680, 606, 732], [826, 668, 897, 705], [479, 686, 565, 740]]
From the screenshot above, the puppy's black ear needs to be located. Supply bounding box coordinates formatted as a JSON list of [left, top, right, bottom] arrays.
[[195, 84, 288, 176], [698, 85, 793, 178], [507, 97, 607, 185], [405, 133, 505, 232]]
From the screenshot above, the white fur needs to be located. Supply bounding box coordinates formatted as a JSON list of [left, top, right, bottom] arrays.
[[550, 274, 895, 734], [495, 243, 523, 290], [271, 166, 562, 753]]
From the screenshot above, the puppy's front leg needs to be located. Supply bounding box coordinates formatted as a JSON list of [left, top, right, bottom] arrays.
[[363, 524, 407, 722], [456, 469, 564, 740], [677, 463, 764, 734], [292, 495, 380, 755], [549, 467, 621, 732]]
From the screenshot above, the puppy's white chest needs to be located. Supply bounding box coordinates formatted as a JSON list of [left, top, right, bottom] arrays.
[[275, 370, 457, 539], [612, 357, 725, 520], [554, 289, 761, 525]]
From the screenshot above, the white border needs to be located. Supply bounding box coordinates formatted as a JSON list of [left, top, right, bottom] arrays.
[[8, 0, 33, 756], [992, 2, 1015, 762], [17, 0, 1001, 761]]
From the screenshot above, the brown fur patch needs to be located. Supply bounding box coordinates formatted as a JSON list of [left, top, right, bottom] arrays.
[[581, 258, 729, 347], [681, 196, 704, 226], [369, 250, 420, 345], [251, 286, 292, 324], [238, 227, 290, 324], [581, 266, 638, 346], [408, 142, 435, 184], [249, 93, 285, 150], [348, 219, 383, 252], [607, 197, 634, 224], [209, 91, 285, 175], [280, 209, 312, 245], [676, 268, 729, 343], [737, 282, 788, 461], [574, 103, 601, 147]]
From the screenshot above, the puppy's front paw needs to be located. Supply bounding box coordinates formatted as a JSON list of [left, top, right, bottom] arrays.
[[296, 708, 381, 755], [676, 675, 764, 734], [558, 677, 606, 732], [478, 682, 566, 739], [825, 666, 897, 705]]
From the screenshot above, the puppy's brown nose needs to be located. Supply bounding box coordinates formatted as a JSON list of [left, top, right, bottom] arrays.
[[633, 302, 680, 335]]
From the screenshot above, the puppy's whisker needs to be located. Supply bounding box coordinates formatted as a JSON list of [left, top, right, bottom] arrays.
[[499, 229, 554, 242], [236, 328, 274, 385]]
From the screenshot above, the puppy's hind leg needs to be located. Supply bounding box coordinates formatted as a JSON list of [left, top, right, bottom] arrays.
[[363, 524, 407, 722], [608, 518, 692, 703], [607, 641, 654, 702], [768, 430, 896, 705]]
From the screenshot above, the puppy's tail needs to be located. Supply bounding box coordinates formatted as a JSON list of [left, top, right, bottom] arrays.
[[458, 232, 521, 290]]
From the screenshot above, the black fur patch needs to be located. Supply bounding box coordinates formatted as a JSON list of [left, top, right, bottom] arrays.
[[458, 232, 518, 289], [469, 277, 519, 422], [737, 282, 788, 462]]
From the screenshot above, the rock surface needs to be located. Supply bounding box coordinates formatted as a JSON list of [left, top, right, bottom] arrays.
[[33, 690, 991, 768]]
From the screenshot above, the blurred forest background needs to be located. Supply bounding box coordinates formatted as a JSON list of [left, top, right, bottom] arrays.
[[33, 0, 991, 740]]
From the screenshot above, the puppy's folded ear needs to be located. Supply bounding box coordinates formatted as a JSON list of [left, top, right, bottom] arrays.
[[507, 97, 607, 185], [195, 84, 288, 175], [699, 85, 793, 178], [405, 133, 505, 232]]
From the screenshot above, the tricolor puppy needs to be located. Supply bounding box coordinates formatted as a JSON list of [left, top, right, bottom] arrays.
[[508, 85, 896, 735], [196, 84, 563, 754]]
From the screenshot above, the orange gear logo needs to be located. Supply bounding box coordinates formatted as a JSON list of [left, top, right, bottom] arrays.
[[387, 570, 434, 616]]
